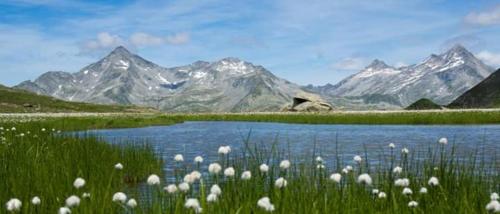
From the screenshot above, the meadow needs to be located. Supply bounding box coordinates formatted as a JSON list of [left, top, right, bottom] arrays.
[[0, 112, 499, 213]]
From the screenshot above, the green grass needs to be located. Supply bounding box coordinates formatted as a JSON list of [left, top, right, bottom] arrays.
[[0, 84, 155, 113]]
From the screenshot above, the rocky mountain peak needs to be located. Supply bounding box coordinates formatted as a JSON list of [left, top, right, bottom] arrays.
[[366, 59, 390, 70], [109, 46, 132, 56], [442, 44, 474, 61]]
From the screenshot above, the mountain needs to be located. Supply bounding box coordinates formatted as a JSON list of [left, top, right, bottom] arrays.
[[0, 84, 153, 113], [307, 45, 494, 108], [405, 98, 442, 110], [16, 47, 313, 112], [448, 68, 500, 108]]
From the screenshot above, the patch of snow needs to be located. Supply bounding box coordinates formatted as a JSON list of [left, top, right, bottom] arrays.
[[114, 60, 130, 70], [58, 85, 62, 89], [148, 86, 152, 90], [355, 68, 400, 79], [157, 73, 170, 84], [215, 61, 251, 74], [83, 70, 89, 74], [92, 73, 98, 77], [193, 71, 207, 79]]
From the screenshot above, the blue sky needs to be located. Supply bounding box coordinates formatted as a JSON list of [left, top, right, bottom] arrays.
[[1, 0, 500, 86]]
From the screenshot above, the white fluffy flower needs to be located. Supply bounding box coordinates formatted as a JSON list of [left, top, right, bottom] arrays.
[[403, 187, 413, 195], [345, 165, 353, 171], [275, 177, 288, 188], [126, 199, 137, 208], [420, 187, 428, 194], [257, 197, 275, 212], [112, 192, 127, 203], [73, 177, 85, 189], [438, 137, 448, 145], [329, 173, 342, 183], [218, 146, 231, 155], [184, 198, 202, 213], [241, 171, 252, 180], [82, 193, 91, 198], [65, 195, 80, 207], [315, 156, 323, 163], [388, 143, 396, 148], [174, 154, 184, 162], [6, 198, 22, 212], [357, 173, 373, 185], [259, 164, 269, 173], [392, 166, 403, 174], [408, 201, 418, 208], [372, 189, 379, 194], [224, 167, 235, 177], [316, 164, 325, 169], [31, 196, 41, 205], [395, 178, 410, 187], [207, 193, 218, 203], [208, 163, 222, 174], [178, 182, 190, 192], [58, 207, 71, 214], [491, 192, 499, 201], [114, 163, 123, 170], [279, 160, 291, 170], [210, 184, 222, 195], [378, 192, 387, 198], [353, 155, 362, 163], [194, 156, 203, 163], [401, 148, 409, 154], [164, 184, 178, 194], [184, 174, 196, 184], [428, 177, 439, 186], [147, 174, 161, 186], [486, 200, 500, 212]]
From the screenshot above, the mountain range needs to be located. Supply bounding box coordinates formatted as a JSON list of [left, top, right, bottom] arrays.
[[15, 45, 496, 112]]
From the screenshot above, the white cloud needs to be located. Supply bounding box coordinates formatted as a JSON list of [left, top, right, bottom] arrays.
[[130, 32, 164, 47], [477, 51, 500, 67], [464, 5, 500, 26], [332, 57, 367, 71], [81, 32, 125, 53], [166, 32, 190, 45]]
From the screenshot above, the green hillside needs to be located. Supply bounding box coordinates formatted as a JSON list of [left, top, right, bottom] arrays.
[[405, 98, 442, 110], [448, 69, 500, 108], [0, 84, 155, 113]]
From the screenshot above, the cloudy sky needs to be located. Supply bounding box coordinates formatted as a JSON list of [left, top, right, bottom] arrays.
[[1, 0, 500, 86]]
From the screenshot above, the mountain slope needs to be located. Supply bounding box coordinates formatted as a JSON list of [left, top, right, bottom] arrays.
[[16, 47, 312, 112], [405, 98, 442, 110], [309, 45, 494, 108], [448, 68, 500, 108], [0, 84, 153, 113]]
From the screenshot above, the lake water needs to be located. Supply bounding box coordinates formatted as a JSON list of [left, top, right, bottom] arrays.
[[85, 121, 500, 174]]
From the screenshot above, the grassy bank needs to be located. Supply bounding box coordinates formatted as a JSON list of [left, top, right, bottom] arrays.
[[0, 122, 163, 213]]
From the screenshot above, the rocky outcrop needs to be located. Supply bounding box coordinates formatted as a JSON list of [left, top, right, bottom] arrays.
[[282, 94, 333, 112]]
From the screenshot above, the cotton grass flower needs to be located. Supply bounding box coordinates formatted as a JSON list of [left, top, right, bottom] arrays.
[[241, 171, 252, 180], [392, 166, 403, 174], [184, 198, 202, 213], [353, 155, 362, 163], [58, 207, 71, 214], [82, 193, 91, 198], [114, 163, 123, 170], [279, 160, 291, 170], [408, 201, 418, 208], [259, 164, 269, 173], [126, 199, 137, 208], [178, 182, 190, 192], [357, 173, 373, 185], [73, 177, 85, 189], [428, 177, 439, 186], [174, 154, 184, 162], [395, 178, 410, 187], [401, 147, 409, 154], [194, 156, 203, 163], [329, 173, 342, 183], [315, 156, 323, 163], [218, 146, 231, 155], [420, 187, 428, 194], [378, 192, 387, 199], [6, 198, 22, 212], [439, 137, 448, 145], [210, 184, 222, 195], [208, 163, 222, 174], [31, 196, 41, 205], [491, 192, 499, 201], [224, 167, 235, 177], [164, 184, 178, 194], [275, 177, 288, 188], [207, 193, 218, 203], [485, 200, 500, 212], [372, 189, 379, 195], [112, 192, 127, 203], [388, 143, 395, 148], [316, 164, 325, 169], [403, 187, 413, 195], [147, 174, 161, 186], [65, 195, 80, 207], [257, 197, 275, 212]]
